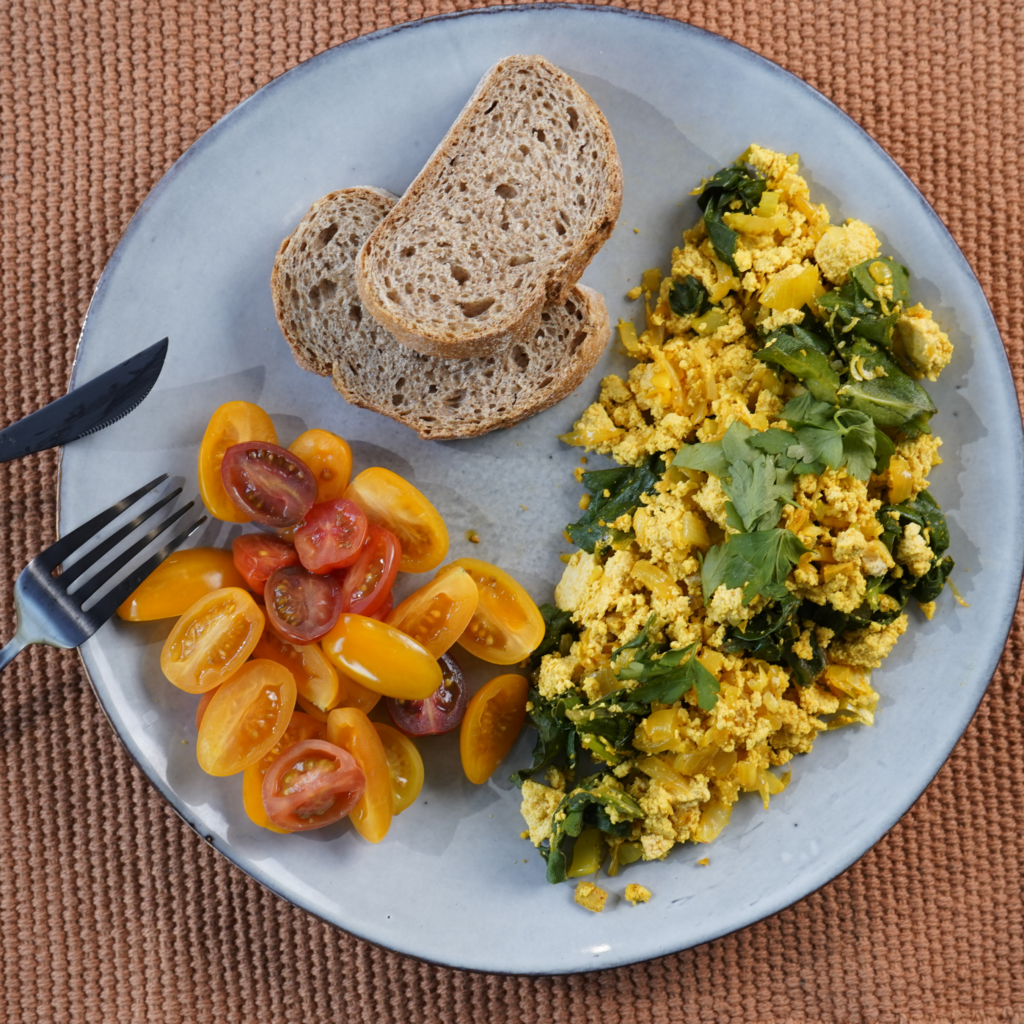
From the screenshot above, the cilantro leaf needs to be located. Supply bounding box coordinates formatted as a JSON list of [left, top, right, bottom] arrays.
[[620, 641, 722, 711], [672, 440, 730, 479], [701, 528, 809, 605], [567, 453, 663, 553], [781, 396, 884, 480], [721, 453, 795, 532]]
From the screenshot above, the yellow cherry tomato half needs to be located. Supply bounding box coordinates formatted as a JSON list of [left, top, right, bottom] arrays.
[[460, 673, 529, 784], [288, 429, 353, 504], [196, 659, 297, 776], [198, 401, 277, 522], [450, 558, 545, 666], [344, 466, 449, 573], [241, 710, 323, 832], [253, 629, 339, 713], [326, 707, 393, 843], [117, 547, 246, 621], [385, 565, 478, 659], [373, 722, 424, 815], [295, 665, 381, 721], [321, 614, 442, 700], [160, 588, 265, 694]]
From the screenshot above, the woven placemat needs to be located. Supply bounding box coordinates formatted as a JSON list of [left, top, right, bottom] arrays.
[[1, 2, 1021, 1021]]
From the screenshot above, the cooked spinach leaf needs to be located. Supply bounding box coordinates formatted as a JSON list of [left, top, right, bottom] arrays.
[[695, 164, 768, 272], [837, 373, 936, 437], [616, 640, 721, 711], [720, 592, 802, 661], [567, 453, 664, 553], [542, 774, 643, 883], [669, 275, 710, 317], [527, 603, 579, 672], [509, 687, 582, 788], [756, 324, 840, 404]]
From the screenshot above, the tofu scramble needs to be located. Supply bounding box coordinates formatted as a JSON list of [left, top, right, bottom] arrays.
[[513, 145, 957, 887]]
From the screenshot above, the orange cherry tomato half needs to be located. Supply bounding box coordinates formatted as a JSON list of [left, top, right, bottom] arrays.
[[262, 738, 365, 832], [321, 614, 442, 700], [198, 401, 277, 522], [196, 686, 219, 730], [196, 659, 297, 776], [344, 467, 449, 573], [289, 429, 353, 503], [253, 629, 339, 713], [117, 547, 246, 621], [338, 524, 400, 616], [386, 565, 478, 658], [450, 558, 545, 666], [293, 499, 368, 574], [326, 707, 393, 843], [160, 587, 265, 694], [221, 441, 317, 527], [373, 722, 424, 815], [294, 666, 381, 720], [460, 673, 529, 784], [242, 711, 323, 832], [264, 565, 342, 644], [232, 533, 299, 597]]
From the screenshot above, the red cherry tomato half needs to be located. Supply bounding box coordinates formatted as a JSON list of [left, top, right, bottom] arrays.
[[232, 533, 299, 596], [221, 441, 317, 527], [262, 738, 365, 832], [385, 652, 468, 737], [265, 565, 342, 644], [339, 525, 401, 616], [368, 590, 393, 622], [293, 499, 369, 575]]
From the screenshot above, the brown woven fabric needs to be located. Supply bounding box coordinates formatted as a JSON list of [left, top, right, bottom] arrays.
[[1, 1, 1021, 1021]]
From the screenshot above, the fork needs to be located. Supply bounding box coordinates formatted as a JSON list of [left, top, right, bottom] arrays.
[[0, 475, 207, 672]]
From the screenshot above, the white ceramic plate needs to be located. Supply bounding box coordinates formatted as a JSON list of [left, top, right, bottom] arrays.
[[61, 4, 1023, 974]]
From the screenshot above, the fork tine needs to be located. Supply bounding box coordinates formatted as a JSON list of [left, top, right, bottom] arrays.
[[85, 515, 208, 626], [73, 500, 197, 605], [60, 488, 183, 587], [37, 475, 169, 571]]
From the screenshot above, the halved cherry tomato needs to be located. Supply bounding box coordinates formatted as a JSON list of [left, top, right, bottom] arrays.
[[221, 441, 317, 527], [368, 590, 393, 622], [339, 525, 400, 616], [262, 738, 365, 832], [232, 533, 299, 597], [254, 629, 339, 713], [198, 401, 277, 522], [321, 614, 442, 700], [326, 707, 392, 843], [265, 565, 342, 644], [196, 686, 219, 730], [451, 558, 545, 665], [297, 664, 382, 721], [386, 653, 468, 736], [289, 429, 353, 503], [293, 499, 368, 574], [196, 659, 297, 776], [344, 467, 449, 573], [460, 673, 529, 784], [386, 565, 478, 658], [373, 722, 424, 815], [242, 711, 323, 832], [160, 588, 265, 693], [117, 548, 246, 621]]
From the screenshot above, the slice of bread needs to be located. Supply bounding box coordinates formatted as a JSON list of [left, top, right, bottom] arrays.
[[356, 55, 622, 359], [272, 188, 609, 441]]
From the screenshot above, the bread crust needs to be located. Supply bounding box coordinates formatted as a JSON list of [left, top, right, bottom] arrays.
[[272, 188, 609, 440], [356, 55, 622, 359]]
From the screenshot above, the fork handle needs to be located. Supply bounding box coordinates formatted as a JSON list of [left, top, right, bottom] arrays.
[[0, 636, 27, 673]]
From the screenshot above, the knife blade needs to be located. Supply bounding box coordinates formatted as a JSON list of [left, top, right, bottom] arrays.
[[0, 337, 168, 464]]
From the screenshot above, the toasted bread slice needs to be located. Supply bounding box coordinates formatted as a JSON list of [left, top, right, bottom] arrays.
[[356, 55, 622, 359], [271, 188, 609, 440]]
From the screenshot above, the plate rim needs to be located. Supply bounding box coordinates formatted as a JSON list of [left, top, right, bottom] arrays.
[[61, 1, 1024, 975]]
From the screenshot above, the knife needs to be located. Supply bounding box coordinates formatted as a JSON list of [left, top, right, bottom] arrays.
[[0, 337, 168, 464]]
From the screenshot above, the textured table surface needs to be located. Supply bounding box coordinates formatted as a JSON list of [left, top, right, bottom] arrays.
[[1, 2, 1022, 1021]]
